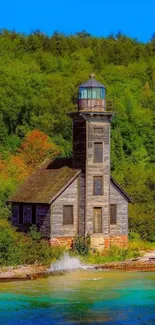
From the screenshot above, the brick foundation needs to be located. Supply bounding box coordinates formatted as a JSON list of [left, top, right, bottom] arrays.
[[50, 235, 128, 250], [50, 237, 73, 248], [105, 235, 128, 249], [91, 235, 128, 251]]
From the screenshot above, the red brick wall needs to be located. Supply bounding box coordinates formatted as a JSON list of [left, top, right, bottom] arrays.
[[50, 235, 128, 250], [105, 235, 128, 248], [50, 237, 73, 248]]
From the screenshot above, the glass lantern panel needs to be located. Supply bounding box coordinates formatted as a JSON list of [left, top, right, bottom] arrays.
[[91, 88, 102, 99], [92, 88, 97, 98], [88, 88, 92, 99], [82, 89, 87, 99], [101, 88, 105, 99], [96, 88, 101, 98]]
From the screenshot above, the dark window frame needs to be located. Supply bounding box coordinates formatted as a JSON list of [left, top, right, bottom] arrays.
[[63, 205, 74, 225], [110, 204, 117, 225], [93, 176, 103, 195], [94, 142, 103, 163], [32, 205, 36, 225], [94, 127, 104, 134]]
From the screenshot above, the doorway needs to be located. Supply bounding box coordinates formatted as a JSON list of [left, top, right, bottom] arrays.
[[93, 207, 102, 233]]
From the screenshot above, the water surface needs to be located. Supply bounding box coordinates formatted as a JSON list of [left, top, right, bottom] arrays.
[[0, 271, 155, 325]]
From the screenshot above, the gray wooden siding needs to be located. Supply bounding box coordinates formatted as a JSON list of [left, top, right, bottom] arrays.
[[72, 118, 86, 169], [110, 182, 128, 236], [36, 204, 51, 238], [78, 173, 85, 236], [86, 118, 111, 237], [51, 178, 78, 238]]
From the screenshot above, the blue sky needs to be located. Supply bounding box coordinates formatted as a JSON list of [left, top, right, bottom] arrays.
[[1, 0, 154, 42]]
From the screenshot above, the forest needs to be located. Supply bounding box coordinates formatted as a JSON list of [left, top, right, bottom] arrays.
[[0, 29, 155, 246]]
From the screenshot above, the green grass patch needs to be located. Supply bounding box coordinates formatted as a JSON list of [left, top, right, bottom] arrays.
[[81, 245, 140, 265], [129, 239, 155, 251]]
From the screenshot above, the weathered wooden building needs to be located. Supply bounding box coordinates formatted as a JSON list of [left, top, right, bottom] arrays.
[[9, 74, 132, 250]]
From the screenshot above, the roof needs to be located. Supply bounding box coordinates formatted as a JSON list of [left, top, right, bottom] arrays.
[[9, 158, 80, 204], [110, 176, 133, 203], [79, 77, 106, 89], [8, 157, 132, 205]]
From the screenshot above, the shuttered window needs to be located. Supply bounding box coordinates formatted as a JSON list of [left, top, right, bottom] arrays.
[[63, 205, 74, 225], [93, 176, 103, 195], [94, 142, 103, 162], [110, 204, 117, 225]]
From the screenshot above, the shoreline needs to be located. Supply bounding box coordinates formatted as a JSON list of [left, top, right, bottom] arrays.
[[0, 257, 155, 282]]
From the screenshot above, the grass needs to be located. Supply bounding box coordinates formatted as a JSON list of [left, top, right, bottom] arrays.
[[80, 239, 155, 265], [81, 245, 140, 265], [129, 239, 155, 251]]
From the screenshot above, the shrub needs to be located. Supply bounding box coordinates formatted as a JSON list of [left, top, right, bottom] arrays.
[[129, 231, 141, 240], [0, 219, 65, 266], [72, 234, 91, 255], [129, 207, 155, 242], [28, 225, 42, 242]]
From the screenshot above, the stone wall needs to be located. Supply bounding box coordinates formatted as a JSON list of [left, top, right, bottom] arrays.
[[50, 237, 73, 247], [91, 234, 128, 251]]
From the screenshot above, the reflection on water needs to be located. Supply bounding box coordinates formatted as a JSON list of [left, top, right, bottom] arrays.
[[0, 271, 155, 325]]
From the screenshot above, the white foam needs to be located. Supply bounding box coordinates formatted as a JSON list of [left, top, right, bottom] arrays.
[[49, 253, 88, 272]]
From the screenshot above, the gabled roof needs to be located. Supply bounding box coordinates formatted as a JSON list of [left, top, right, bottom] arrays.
[[110, 176, 133, 203], [79, 77, 106, 88], [9, 158, 80, 204], [8, 157, 132, 205]]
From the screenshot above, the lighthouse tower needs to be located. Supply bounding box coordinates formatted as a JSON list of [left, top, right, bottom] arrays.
[[10, 73, 130, 250], [69, 73, 113, 246]]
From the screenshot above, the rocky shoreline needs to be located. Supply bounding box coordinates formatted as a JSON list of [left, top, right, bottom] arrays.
[[0, 252, 155, 282]]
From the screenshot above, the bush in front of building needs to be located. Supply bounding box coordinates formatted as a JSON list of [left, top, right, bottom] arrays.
[[0, 220, 65, 266], [72, 234, 91, 255]]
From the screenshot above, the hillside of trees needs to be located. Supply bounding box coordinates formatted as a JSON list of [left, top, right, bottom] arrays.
[[0, 29, 155, 241]]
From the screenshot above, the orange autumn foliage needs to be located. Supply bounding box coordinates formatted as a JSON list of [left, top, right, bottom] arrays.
[[0, 156, 29, 182], [19, 130, 60, 171], [0, 130, 60, 186], [7, 156, 30, 182], [0, 159, 7, 174]]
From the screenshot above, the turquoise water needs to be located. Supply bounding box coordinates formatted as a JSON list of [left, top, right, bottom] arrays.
[[0, 271, 155, 325]]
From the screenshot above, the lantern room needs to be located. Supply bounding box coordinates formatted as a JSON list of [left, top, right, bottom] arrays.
[[78, 73, 106, 112]]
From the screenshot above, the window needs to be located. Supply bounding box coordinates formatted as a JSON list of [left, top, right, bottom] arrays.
[[94, 142, 103, 162], [110, 204, 117, 225], [79, 88, 105, 99], [23, 204, 32, 224], [63, 205, 74, 225], [93, 176, 103, 195], [12, 204, 19, 225], [101, 88, 105, 99], [94, 128, 103, 134], [32, 205, 36, 224]]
